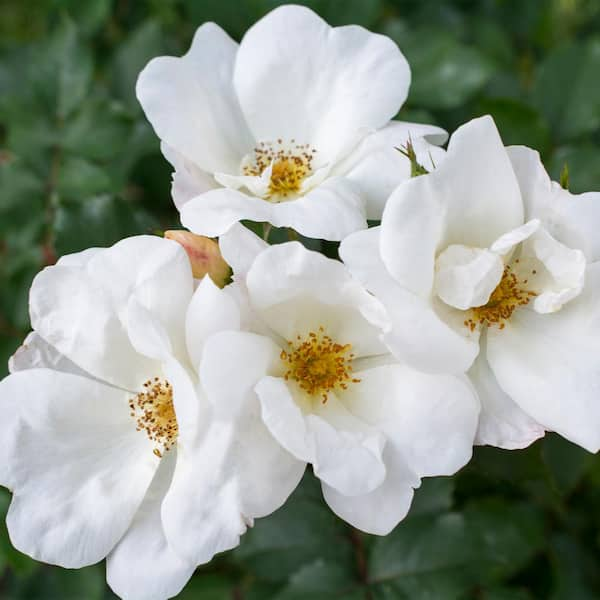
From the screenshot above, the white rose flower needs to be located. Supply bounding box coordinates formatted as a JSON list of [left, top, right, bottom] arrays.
[[341, 115, 600, 452], [0, 235, 303, 600], [136, 5, 446, 241], [194, 225, 479, 535]]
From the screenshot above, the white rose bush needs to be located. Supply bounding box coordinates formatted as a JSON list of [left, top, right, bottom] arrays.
[[1, 2, 600, 599]]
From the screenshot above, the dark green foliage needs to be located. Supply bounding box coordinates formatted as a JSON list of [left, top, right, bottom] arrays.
[[0, 0, 599, 597]]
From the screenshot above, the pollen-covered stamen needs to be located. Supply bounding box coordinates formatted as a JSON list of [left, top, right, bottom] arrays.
[[129, 378, 178, 458], [465, 262, 538, 331], [242, 139, 317, 200], [280, 326, 360, 403]]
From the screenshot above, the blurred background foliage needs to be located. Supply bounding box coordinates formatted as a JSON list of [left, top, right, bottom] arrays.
[[0, 0, 599, 597]]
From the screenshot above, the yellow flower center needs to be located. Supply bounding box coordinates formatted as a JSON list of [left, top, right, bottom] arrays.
[[465, 262, 538, 331], [280, 327, 360, 403], [243, 139, 316, 201], [129, 378, 178, 458]]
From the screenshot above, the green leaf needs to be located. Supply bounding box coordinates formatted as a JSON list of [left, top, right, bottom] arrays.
[[476, 98, 551, 155], [7, 564, 106, 600], [57, 156, 115, 201], [53, 194, 158, 255], [533, 37, 600, 141], [0, 159, 46, 236], [110, 20, 167, 111], [0, 490, 38, 577], [369, 512, 475, 583], [369, 499, 544, 596], [463, 499, 544, 580], [550, 535, 598, 599], [371, 570, 472, 600], [31, 17, 93, 119], [55, 0, 112, 36], [288, 0, 383, 28], [407, 477, 454, 518], [273, 559, 357, 599], [235, 473, 353, 582], [479, 586, 533, 600], [549, 145, 600, 193], [0, 335, 19, 379], [184, 0, 381, 41], [385, 23, 494, 110], [62, 99, 132, 162], [181, 0, 260, 40], [177, 573, 234, 600], [542, 434, 595, 495], [0, 240, 42, 331]]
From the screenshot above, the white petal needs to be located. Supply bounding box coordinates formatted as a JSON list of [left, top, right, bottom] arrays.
[[335, 121, 447, 219], [30, 264, 154, 391], [56, 247, 102, 267], [196, 330, 307, 552], [106, 452, 196, 600], [185, 276, 241, 371], [162, 390, 304, 564], [164, 355, 204, 444], [246, 241, 389, 356], [161, 143, 218, 210], [339, 226, 397, 299], [380, 172, 445, 296], [214, 166, 272, 197], [181, 188, 270, 238], [181, 177, 366, 241], [137, 23, 253, 174], [0, 369, 157, 568], [127, 297, 173, 362], [521, 227, 586, 313], [266, 177, 367, 241], [382, 291, 480, 375], [342, 228, 479, 373], [343, 364, 479, 477], [218, 222, 268, 278], [257, 376, 386, 496], [30, 236, 192, 391], [9, 332, 87, 377], [471, 336, 545, 449], [434, 245, 504, 309], [309, 393, 387, 495], [160, 334, 290, 567], [129, 238, 194, 362], [380, 116, 524, 296], [255, 376, 313, 463], [489, 219, 540, 255], [200, 330, 281, 418], [339, 227, 479, 374], [486, 263, 600, 452], [234, 5, 410, 163], [508, 145, 600, 263], [321, 445, 416, 535], [439, 116, 524, 248]]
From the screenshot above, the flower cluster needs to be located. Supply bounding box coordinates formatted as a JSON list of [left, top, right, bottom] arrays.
[[1, 5, 599, 600]]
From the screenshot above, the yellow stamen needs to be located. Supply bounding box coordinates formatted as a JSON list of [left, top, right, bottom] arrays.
[[465, 263, 537, 331], [243, 139, 316, 200], [129, 378, 178, 457], [280, 327, 360, 403]]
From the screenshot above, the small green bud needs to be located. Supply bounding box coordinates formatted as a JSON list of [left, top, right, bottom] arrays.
[[559, 163, 569, 190], [396, 140, 429, 177]]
